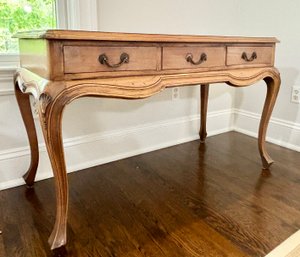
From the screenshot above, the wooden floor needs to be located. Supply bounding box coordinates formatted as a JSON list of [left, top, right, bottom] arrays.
[[1, 132, 300, 257]]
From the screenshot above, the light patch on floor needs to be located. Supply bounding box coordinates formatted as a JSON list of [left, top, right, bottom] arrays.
[[266, 230, 300, 257]]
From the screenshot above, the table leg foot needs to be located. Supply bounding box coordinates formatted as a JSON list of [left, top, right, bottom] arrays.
[[199, 84, 209, 143], [259, 75, 281, 169], [199, 132, 207, 143], [14, 75, 39, 187], [262, 157, 274, 170], [48, 222, 67, 250]]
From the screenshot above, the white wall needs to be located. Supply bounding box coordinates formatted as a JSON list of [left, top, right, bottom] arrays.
[[1, 0, 299, 190], [98, 0, 300, 149], [233, 0, 300, 150], [95, 0, 242, 140]]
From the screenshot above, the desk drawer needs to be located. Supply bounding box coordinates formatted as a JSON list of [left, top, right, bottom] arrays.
[[64, 46, 160, 73], [162, 46, 226, 70], [226, 46, 274, 66]]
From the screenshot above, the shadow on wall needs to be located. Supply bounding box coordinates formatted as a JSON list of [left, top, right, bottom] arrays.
[[60, 86, 201, 169], [208, 83, 234, 103], [62, 86, 200, 138]]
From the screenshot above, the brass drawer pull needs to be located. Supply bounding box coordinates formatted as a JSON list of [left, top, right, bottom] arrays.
[[98, 52, 129, 68], [241, 52, 257, 62], [186, 53, 207, 65]]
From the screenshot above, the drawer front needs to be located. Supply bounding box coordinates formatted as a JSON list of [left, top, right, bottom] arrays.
[[162, 46, 226, 70], [64, 46, 160, 73], [226, 46, 274, 66]]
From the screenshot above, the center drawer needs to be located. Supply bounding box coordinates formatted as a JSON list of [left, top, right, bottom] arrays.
[[64, 46, 160, 74], [162, 46, 226, 70]]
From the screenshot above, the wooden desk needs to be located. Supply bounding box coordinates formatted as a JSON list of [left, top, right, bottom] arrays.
[[14, 30, 280, 250]]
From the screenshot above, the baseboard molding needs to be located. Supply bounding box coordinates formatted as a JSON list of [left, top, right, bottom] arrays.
[[233, 108, 300, 152], [1, 107, 299, 190], [0, 88, 14, 96], [0, 109, 233, 190]]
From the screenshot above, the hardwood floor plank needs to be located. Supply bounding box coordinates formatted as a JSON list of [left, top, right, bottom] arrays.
[[117, 148, 268, 256], [67, 171, 168, 257], [101, 160, 250, 257]]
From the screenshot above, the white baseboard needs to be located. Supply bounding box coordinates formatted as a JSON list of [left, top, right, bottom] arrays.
[[233, 109, 300, 152], [0, 109, 233, 190], [1, 107, 299, 191]]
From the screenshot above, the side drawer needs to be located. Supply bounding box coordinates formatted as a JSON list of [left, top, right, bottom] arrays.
[[162, 46, 226, 70], [226, 46, 274, 67], [64, 46, 160, 73]]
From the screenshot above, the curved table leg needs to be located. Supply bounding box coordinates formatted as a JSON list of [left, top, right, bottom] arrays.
[[39, 94, 69, 250], [200, 84, 209, 142], [259, 76, 281, 169], [14, 79, 39, 187]]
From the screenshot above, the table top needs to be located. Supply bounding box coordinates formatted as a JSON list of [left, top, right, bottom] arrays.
[[14, 29, 279, 44]]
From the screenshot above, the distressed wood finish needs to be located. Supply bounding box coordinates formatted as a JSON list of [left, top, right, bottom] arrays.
[[14, 29, 279, 43], [64, 46, 161, 73], [13, 30, 281, 250]]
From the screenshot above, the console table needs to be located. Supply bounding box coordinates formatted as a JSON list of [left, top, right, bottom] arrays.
[[14, 30, 280, 250]]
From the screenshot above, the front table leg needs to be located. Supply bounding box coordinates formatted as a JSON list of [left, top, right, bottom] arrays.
[[259, 76, 281, 169], [39, 94, 69, 250], [200, 84, 209, 142]]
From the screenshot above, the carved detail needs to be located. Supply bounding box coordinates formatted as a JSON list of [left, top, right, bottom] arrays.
[[39, 93, 52, 114], [21, 82, 27, 92], [61, 67, 280, 103], [39, 93, 52, 129]]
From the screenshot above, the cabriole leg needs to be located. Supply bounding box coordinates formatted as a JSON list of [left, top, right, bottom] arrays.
[[259, 76, 281, 169], [39, 95, 69, 250], [14, 77, 39, 187]]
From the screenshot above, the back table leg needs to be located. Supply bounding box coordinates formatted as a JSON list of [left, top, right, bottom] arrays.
[[200, 84, 209, 142], [14, 79, 39, 187]]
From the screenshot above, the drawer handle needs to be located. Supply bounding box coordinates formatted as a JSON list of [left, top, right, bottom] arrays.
[[241, 52, 257, 62], [98, 52, 129, 68], [186, 53, 207, 65]]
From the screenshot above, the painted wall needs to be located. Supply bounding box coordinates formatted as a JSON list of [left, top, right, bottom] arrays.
[[95, 0, 241, 140], [97, 0, 300, 149], [233, 0, 300, 149], [235, 0, 300, 119]]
